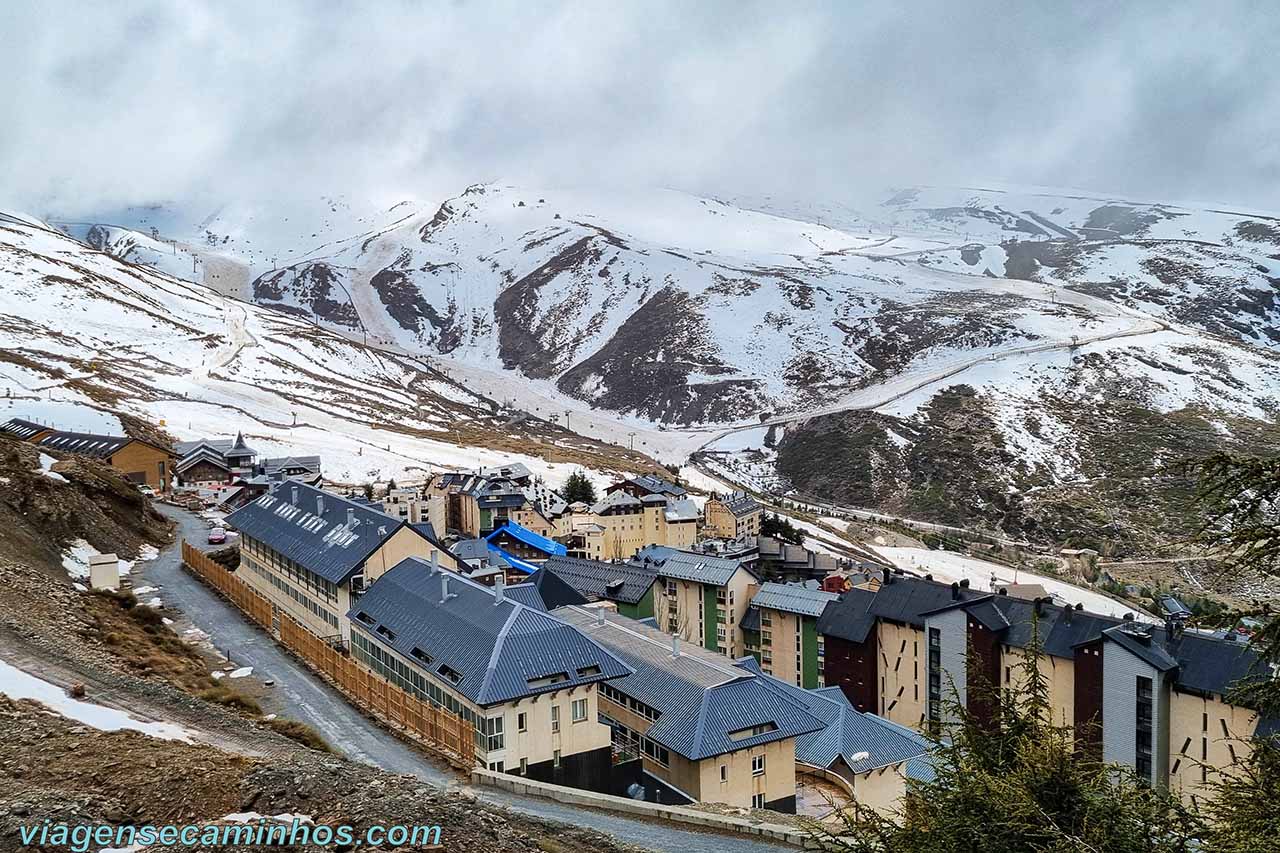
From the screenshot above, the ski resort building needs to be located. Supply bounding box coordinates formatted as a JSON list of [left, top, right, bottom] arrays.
[[704, 491, 763, 539], [560, 491, 700, 561], [741, 582, 839, 689], [554, 605, 823, 812], [349, 560, 631, 791], [37, 430, 175, 492], [639, 546, 760, 657], [816, 569, 1279, 804], [226, 481, 457, 642]]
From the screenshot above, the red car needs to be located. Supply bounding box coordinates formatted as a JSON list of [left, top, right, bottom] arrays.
[[207, 527, 227, 545]]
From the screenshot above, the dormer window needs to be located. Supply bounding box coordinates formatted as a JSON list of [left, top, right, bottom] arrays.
[[375, 624, 397, 642], [354, 611, 375, 626], [438, 664, 464, 684]]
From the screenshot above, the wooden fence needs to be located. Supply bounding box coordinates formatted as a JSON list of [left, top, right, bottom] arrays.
[[181, 541, 475, 767]]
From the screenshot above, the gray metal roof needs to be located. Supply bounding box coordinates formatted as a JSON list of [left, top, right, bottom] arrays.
[[0, 418, 50, 440], [261, 455, 322, 475], [351, 559, 631, 706], [751, 582, 838, 618], [715, 491, 761, 518], [610, 474, 687, 497], [554, 606, 823, 761], [225, 481, 411, 584], [736, 658, 931, 775], [590, 490, 643, 514], [664, 498, 700, 522], [634, 545, 754, 587], [174, 437, 234, 457], [38, 430, 166, 459], [541, 555, 658, 606]]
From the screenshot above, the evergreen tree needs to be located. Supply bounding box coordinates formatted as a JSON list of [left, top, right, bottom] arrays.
[[760, 512, 804, 545], [362, 482, 374, 501], [562, 470, 596, 504]]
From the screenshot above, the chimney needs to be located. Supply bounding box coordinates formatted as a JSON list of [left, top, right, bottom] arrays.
[[1034, 597, 1044, 617], [671, 634, 680, 657], [291, 486, 299, 506], [596, 608, 605, 626], [1063, 603, 1073, 625], [959, 578, 970, 588], [346, 507, 355, 528], [440, 573, 452, 603], [950, 582, 961, 600], [427, 551, 439, 575], [882, 567, 892, 585], [316, 494, 325, 516], [493, 573, 505, 605]]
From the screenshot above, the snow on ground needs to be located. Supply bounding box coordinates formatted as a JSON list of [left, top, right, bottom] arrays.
[[60, 540, 96, 580], [228, 666, 253, 679], [37, 453, 67, 482], [870, 546, 1151, 621], [0, 657, 196, 741]]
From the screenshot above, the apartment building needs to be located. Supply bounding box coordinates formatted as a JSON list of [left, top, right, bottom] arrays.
[[226, 481, 457, 643], [641, 546, 759, 657], [741, 582, 838, 688], [818, 569, 1278, 803], [349, 559, 631, 790], [560, 492, 700, 561], [735, 656, 934, 815], [704, 491, 763, 539], [554, 606, 823, 812]]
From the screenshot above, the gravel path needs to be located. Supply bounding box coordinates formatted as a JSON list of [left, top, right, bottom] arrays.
[[143, 504, 795, 853]]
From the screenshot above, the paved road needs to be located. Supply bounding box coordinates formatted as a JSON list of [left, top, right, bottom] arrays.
[[145, 505, 794, 853]]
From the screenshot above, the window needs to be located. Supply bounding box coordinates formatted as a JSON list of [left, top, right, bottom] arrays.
[[720, 764, 727, 783], [752, 793, 765, 809], [483, 716, 505, 752], [553, 750, 561, 769], [551, 705, 560, 733], [517, 712, 528, 733], [1135, 676, 1154, 784], [572, 698, 588, 722], [927, 627, 942, 730], [519, 757, 528, 775], [752, 754, 765, 776]]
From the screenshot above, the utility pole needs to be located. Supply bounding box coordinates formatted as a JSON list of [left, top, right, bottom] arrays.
[[564, 410, 571, 431], [628, 431, 636, 451]]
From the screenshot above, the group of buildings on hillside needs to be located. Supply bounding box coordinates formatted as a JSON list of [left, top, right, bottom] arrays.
[[7, 412, 1273, 815], [219, 478, 1278, 815], [1, 416, 324, 509]]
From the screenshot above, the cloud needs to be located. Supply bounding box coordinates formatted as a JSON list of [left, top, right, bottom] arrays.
[[2, 0, 1278, 215]]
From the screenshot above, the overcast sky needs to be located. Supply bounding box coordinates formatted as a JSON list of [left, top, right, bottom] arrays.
[[3, 0, 1278, 217]]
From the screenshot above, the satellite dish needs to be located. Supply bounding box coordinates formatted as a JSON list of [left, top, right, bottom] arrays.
[[625, 783, 646, 800], [851, 751, 870, 763]]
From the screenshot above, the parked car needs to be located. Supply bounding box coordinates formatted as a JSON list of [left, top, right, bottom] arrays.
[[207, 527, 227, 545], [137, 484, 156, 497]]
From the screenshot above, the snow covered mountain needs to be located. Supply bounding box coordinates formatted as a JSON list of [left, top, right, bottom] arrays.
[[0, 211, 644, 487], [73, 182, 1279, 429], [38, 182, 1280, 548]]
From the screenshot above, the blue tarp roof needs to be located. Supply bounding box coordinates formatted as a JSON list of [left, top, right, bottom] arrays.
[[486, 520, 567, 557]]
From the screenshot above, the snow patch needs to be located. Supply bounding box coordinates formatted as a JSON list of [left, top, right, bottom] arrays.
[[0, 657, 196, 741]]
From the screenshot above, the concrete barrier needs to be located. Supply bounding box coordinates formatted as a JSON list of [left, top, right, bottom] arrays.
[[470, 768, 811, 847]]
